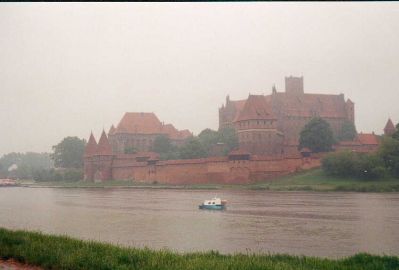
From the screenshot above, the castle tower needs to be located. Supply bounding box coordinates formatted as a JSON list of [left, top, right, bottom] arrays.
[[345, 99, 355, 123], [92, 130, 114, 182], [285, 76, 304, 95], [233, 95, 283, 155], [83, 132, 97, 181], [384, 118, 396, 136]]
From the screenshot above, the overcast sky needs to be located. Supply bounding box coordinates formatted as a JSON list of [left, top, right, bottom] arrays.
[[0, 3, 398, 155]]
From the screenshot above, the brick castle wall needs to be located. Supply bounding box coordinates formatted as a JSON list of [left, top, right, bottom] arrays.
[[85, 154, 321, 184]]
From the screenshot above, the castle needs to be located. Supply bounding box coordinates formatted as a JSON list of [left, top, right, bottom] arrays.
[[219, 76, 354, 155], [108, 112, 192, 153], [83, 76, 392, 183]]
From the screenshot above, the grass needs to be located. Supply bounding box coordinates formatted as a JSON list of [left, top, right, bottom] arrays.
[[251, 169, 399, 192], [21, 169, 399, 192], [0, 228, 398, 270]]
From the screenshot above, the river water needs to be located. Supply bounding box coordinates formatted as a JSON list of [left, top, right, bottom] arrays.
[[0, 187, 398, 258]]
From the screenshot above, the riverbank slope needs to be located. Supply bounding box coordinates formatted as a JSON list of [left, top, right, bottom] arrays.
[[21, 169, 399, 192], [0, 228, 398, 270]]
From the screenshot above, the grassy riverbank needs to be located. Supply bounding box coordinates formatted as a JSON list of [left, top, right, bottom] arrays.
[[0, 228, 398, 270], [21, 169, 399, 192], [251, 169, 399, 192]]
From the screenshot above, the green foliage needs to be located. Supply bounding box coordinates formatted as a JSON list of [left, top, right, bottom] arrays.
[[51, 137, 86, 169], [379, 137, 399, 178], [179, 137, 207, 159], [32, 168, 83, 182], [322, 151, 389, 180], [0, 228, 398, 270], [218, 127, 239, 154], [198, 128, 220, 154], [124, 146, 138, 154], [152, 135, 175, 154], [392, 123, 399, 140], [0, 152, 52, 179], [322, 151, 356, 177], [299, 118, 335, 152], [339, 120, 357, 141], [152, 128, 238, 160]]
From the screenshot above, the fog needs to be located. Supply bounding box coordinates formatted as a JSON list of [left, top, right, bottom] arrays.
[[1, 3, 398, 155]]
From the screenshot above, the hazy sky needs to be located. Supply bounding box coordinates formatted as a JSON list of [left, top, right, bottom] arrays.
[[1, 3, 398, 155]]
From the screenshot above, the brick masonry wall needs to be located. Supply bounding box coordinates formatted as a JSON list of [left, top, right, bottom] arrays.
[[108, 155, 321, 184]]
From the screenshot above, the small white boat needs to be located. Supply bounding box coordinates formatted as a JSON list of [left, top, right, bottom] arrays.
[[199, 197, 227, 210]]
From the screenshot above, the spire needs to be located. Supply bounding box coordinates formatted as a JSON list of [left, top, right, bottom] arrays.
[[84, 132, 97, 156], [108, 125, 116, 135], [384, 118, 396, 136], [96, 130, 113, 155]]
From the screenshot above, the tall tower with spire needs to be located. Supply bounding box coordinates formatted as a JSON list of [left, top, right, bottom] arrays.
[[83, 132, 97, 181], [384, 118, 396, 136], [83, 130, 114, 181]]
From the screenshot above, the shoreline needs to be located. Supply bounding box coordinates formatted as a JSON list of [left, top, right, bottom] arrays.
[[0, 228, 398, 270], [18, 169, 399, 192]]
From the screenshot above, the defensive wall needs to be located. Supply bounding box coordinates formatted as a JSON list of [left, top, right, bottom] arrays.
[[86, 152, 321, 184]]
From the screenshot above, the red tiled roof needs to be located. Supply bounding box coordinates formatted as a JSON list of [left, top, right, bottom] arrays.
[[96, 130, 113, 155], [115, 112, 162, 134], [231, 99, 246, 112], [108, 125, 116, 135], [84, 133, 97, 156], [338, 140, 362, 146], [384, 118, 395, 132], [356, 133, 379, 145], [114, 112, 191, 140], [273, 92, 347, 119], [235, 95, 276, 121]]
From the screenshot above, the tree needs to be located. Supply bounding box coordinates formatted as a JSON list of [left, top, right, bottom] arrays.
[[152, 135, 174, 154], [0, 152, 52, 179], [51, 137, 86, 168], [198, 129, 220, 154], [299, 117, 335, 152], [179, 138, 207, 159], [339, 120, 357, 141], [379, 137, 399, 178], [392, 123, 399, 140], [218, 127, 239, 154]]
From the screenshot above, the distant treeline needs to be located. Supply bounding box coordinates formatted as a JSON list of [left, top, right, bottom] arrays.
[[0, 136, 86, 181], [322, 136, 399, 180]]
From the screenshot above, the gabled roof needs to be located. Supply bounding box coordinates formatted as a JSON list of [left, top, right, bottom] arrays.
[[108, 125, 116, 135], [272, 92, 347, 118], [384, 118, 395, 132], [114, 112, 191, 140], [356, 133, 379, 145], [115, 112, 162, 134], [96, 130, 113, 155], [84, 133, 97, 156], [235, 95, 275, 121]]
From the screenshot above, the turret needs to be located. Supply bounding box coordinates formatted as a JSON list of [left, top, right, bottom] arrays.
[[96, 130, 113, 155], [384, 118, 396, 136], [108, 125, 116, 136], [89, 130, 114, 182], [285, 76, 304, 95], [83, 132, 97, 181], [345, 99, 355, 123], [84, 132, 97, 157]]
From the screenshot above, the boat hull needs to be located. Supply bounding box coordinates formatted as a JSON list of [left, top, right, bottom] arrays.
[[199, 204, 225, 210]]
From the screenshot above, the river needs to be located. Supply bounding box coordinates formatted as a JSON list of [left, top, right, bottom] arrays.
[[0, 187, 398, 258]]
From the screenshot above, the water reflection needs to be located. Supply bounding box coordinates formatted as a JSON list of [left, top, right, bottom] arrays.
[[0, 187, 398, 257]]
